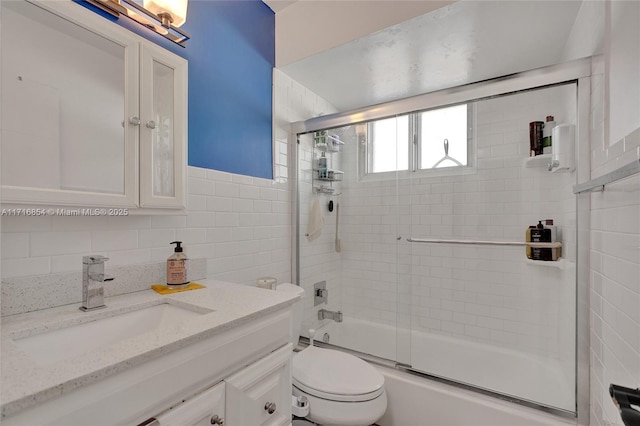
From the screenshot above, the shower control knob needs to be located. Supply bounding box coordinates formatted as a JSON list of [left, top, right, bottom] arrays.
[[316, 288, 328, 298], [265, 402, 276, 414], [210, 415, 224, 425]]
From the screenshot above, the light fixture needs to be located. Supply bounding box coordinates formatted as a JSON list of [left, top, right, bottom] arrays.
[[85, 0, 190, 47]]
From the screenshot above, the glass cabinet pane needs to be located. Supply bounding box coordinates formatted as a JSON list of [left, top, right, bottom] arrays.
[[1, 0, 126, 195], [151, 60, 175, 198]]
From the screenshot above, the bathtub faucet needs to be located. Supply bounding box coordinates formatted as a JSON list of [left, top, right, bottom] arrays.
[[318, 309, 343, 323]]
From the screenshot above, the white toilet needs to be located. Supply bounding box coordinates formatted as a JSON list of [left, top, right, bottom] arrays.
[[277, 284, 387, 426]]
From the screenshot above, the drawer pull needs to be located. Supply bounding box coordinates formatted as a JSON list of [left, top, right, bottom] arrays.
[[264, 402, 277, 414], [210, 414, 225, 425]]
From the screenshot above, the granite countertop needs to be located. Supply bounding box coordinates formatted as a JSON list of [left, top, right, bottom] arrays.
[[0, 279, 298, 419]]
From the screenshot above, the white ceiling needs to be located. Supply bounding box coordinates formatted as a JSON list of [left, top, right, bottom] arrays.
[[278, 1, 588, 112], [269, 1, 454, 66]]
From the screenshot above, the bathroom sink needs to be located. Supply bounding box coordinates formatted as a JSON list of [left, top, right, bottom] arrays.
[[12, 302, 208, 366]]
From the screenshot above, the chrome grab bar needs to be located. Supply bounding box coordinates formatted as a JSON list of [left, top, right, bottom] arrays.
[[406, 238, 561, 248]]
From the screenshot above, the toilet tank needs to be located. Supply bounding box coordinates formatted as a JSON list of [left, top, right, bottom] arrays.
[[276, 283, 305, 346]]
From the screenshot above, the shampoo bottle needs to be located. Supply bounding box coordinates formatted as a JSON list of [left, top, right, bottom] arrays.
[[530, 221, 550, 261], [544, 219, 562, 259], [167, 241, 189, 288], [525, 225, 535, 259], [318, 152, 328, 179], [542, 116, 556, 154]]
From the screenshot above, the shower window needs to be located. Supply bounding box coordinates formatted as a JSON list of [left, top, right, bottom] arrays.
[[364, 104, 471, 177], [417, 104, 469, 169], [367, 115, 410, 173]]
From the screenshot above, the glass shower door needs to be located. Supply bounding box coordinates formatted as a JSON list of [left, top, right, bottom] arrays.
[[296, 118, 406, 363], [405, 83, 578, 412]]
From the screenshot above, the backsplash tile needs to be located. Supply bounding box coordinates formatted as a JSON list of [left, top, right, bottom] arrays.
[[1, 259, 206, 316]]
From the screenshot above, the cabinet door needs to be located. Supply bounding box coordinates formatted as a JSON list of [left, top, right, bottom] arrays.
[[139, 43, 187, 209], [0, 0, 139, 207], [225, 344, 292, 426], [151, 381, 225, 426]]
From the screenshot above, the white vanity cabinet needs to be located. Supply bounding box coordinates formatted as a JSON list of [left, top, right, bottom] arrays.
[[149, 381, 226, 426], [1, 307, 294, 426], [225, 344, 292, 426], [144, 345, 292, 426], [0, 0, 187, 210]]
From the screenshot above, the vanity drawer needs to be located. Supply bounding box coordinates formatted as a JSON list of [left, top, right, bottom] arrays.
[[225, 344, 292, 426], [148, 381, 225, 426]]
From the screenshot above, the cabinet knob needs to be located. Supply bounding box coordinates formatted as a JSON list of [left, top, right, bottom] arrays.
[[128, 116, 141, 126], [146, 120, 157, 129], [210, 414, 224, 425], [264, 401, 276, 414]]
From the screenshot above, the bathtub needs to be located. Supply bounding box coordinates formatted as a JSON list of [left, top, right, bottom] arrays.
[[312, 316, 576, 419], [376, 365, 576, 426]]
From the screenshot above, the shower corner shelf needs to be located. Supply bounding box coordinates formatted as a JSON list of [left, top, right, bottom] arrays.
[[316, 173, 344, 182], [312, 132, 343, 195], [525, 154, 552, 168], [525, 258, 566, 269], [315, 134, 344, 153]]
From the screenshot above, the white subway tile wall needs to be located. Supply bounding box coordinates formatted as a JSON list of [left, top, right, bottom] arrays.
[[0, 167, 290, 287], [273, 68, 341, 330], [589, 61, 640, 425]]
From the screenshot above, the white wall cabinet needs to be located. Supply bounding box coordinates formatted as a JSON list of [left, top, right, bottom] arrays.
[[0, 0, 187, 210]]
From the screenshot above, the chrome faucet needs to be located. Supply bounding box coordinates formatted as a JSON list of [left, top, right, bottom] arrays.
[[80, 255, 114, 311], [318, 309, 343, 323]]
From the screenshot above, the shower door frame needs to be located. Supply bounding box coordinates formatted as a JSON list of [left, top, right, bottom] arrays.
[[290, 57, 594, 424]]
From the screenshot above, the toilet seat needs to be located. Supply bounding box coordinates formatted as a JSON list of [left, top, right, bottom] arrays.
[[293, 346, 385, 402], [293, 380, 384, 402]]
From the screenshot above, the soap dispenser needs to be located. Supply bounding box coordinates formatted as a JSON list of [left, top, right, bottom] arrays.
[[167, 241, 189, 288]]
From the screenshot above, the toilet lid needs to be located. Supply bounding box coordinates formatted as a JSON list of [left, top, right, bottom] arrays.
[[293, 347, 385, 399]]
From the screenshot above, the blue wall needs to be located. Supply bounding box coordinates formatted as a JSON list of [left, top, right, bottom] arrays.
[[79, 0, 275, 179]]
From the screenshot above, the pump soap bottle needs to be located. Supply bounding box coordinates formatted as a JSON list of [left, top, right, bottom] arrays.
[[167, 241, 189, 288]]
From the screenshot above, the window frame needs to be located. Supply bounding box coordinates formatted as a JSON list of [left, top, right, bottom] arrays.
[[365, 113, 412, 175], [360, 103, 476, 181]]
